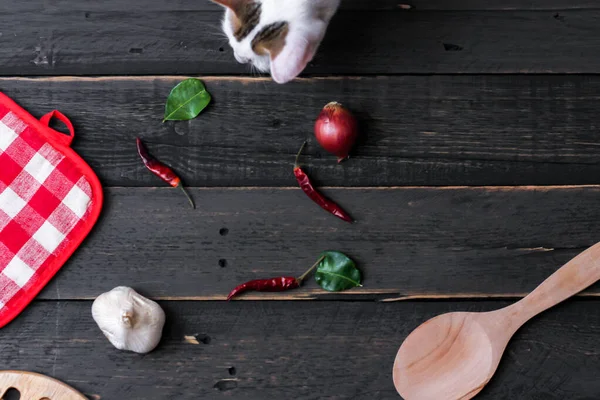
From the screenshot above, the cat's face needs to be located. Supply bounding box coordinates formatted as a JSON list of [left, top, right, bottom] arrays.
[[212, 0, 340, 84]]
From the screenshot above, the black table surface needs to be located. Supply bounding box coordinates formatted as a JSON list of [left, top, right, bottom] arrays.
[[2, 1, 600, 399]]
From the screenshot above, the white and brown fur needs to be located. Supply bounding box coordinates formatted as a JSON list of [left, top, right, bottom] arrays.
[[211, 0, 340, 84]]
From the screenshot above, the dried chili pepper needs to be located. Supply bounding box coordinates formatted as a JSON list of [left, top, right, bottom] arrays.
[[227, 277, 299, 300], [227, 256, 325, 300], [136, 137, 195, 209], [293, 141, 353, 223]]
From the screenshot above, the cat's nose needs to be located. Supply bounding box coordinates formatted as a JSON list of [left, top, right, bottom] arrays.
[[234, 53, 250, 64]]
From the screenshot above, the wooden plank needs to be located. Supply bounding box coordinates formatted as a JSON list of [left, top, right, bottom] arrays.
[[374, 1, 600, 10], [4, 300, 600, 399], [1, 9, 600, 75], [4, 0, 598, 12], [33, 186, 600, 300], [4, 75, 600, 187]]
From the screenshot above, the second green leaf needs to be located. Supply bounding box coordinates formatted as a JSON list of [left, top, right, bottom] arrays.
[[315, 251, 362, 292]]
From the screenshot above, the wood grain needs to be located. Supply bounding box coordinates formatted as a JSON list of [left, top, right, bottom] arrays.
[[3, 300, 600, 399], [1, 8, 600, 75], [4, 75, 600, 187], [29, 186, 600, 300], [2, 1, 599, 398]]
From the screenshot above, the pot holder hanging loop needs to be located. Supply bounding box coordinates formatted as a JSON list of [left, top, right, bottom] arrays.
[[39, 110, 75, 147]]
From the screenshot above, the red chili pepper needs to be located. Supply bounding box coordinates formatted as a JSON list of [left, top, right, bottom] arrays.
[[227, 277, 299, 300], [136, 138, 195, 209], [293, 142, 353, 223], [227, 256, 324, 300]]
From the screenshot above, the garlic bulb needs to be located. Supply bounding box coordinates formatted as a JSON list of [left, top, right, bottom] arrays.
[[92, 286, 166, 354]]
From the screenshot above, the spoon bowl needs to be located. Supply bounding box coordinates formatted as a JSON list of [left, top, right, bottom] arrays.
[[394, 311, 505, 400], [393, 242, 600, 400]]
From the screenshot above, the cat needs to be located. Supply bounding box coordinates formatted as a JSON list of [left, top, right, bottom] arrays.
[[211, 0, 341, 84]]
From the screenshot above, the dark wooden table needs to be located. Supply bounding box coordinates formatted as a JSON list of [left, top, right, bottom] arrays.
[[3, 1, 600, 399]]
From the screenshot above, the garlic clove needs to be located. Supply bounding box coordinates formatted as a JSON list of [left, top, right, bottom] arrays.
[[92, 286, 166, 354]]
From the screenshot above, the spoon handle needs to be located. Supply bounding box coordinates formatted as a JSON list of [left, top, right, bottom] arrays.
[[511, 241, 600, 325]]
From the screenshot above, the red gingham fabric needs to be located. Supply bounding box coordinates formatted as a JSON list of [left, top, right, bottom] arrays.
[[0, 93, 102, 328]]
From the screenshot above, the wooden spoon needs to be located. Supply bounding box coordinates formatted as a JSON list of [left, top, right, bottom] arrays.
[[393, 241, 600, 400]]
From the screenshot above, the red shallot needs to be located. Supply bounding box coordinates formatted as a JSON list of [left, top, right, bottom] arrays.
[[314, 102, 359, 162]]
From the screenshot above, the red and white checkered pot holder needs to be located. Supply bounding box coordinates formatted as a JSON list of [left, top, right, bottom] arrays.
[[0, 93, 103, 328]]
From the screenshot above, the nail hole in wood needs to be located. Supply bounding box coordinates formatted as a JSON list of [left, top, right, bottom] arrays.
[[219, 259, 227, 268], [219, 228, 229, 236], [443, 43, 463, 51], [219, 47, 225, 52], [197, 334, 211, 344], [228, 366, 237, 376], [2, 388, 21, 400], [84, 12, 90, 19]]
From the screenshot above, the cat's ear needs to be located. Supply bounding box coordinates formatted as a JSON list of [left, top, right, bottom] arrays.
[[210, 0, 247, 14], [266, 30, 317, 84]]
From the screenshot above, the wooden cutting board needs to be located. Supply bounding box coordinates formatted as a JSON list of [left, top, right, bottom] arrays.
[[0, 371, 87, 400]]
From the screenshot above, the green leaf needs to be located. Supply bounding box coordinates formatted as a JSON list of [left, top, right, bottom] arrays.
[[315, 251, 362, 292], [163, 78, 211, 122]]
